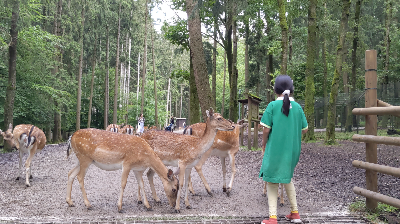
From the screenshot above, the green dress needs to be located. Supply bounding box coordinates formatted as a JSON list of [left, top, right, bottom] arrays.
[[259, 97, 308, 184]]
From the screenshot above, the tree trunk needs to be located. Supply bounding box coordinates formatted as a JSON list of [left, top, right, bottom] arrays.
[[229, 2, 238, 122], [76, 0, 85, 131], [189, 55, 200, 125], [245, 43, 249, 94], [113, 3, 121, 124], [322, 38, 328, 127], [88, 35, 97, 128], [212, 19, 217, 106], [381, 0, 392, 129], [266, 54, 274, 103], [151, 29, 158, 127], [325, 0, 351, 145], [348, 0, 362, 130], [3, 0, 20, 151], [221, 52, 226, 116], [141, 0, 148, 114], [278, 0, 289, 74], [104, 25, 109, 129], [186, 0, 215, 121], [303, 0, 317, 142], [53, 0, 62, 142]]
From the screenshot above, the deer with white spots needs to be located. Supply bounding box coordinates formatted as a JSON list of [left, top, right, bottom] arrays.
[[183, 119, 247, 197], [120, 125, 135, 135], [66, 128, 179, 212], [0, 124, 46, 187], [141, 108, 234, 213], [106, 124, 120, 133]]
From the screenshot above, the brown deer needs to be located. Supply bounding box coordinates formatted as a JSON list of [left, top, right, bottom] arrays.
[[120, 125, 134, 135], [106, 124, 120, 133], [0, 124, 46, 187], [141, 108, 234, 212], [183, 120, 247, 196], [66, 128, 179, 212]]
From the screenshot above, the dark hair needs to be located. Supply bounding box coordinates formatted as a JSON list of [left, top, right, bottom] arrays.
[[274, 75, 294, 117]]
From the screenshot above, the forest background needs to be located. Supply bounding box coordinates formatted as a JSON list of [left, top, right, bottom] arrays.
[[0, 0, 399, 151]]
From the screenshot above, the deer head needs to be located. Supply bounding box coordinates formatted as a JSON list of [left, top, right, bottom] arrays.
[[162, 169, 179, 207], [206, 108, 235, 132], [0, 123, 14, 142]]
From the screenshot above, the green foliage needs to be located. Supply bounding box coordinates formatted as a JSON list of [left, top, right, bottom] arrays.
[[350, 200, 400, 223]]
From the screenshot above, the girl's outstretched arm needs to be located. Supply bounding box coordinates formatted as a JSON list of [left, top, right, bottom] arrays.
[[262, 127, 271, 156]]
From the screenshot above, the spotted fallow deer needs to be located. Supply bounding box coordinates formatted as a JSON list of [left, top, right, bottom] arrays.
[[66, 128, 179, 212], [0, 124, 46, 187], [141, 108, 234, 212], [106, 124, 120, 133], [183, 120, 247, 196], [120, 125, 135, 135]]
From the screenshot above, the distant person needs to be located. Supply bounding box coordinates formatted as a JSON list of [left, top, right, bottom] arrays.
[[137, 113, 145, 135], [260, 75, 308, 224], [183, 121, 186, 128]]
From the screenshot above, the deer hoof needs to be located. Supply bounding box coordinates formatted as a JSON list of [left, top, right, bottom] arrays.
[[186, 205, 192, 209], [155, 200, 161, 204], [207, 190, 213, 197], [86, 206, 93, 210], [25, 183, 31, 187], [66, 201, 75, 207], [138, 200, 143, 204], [29, 175, 33, 179], [279, 203, 284, 207], [222, 187, 227, 192], [174, 209, 180, 213], [262, 193, 266, 197], [15, 177, 20, 181], [146, 207, 153, 211], [118, 208, 124, 213], [226, 191, 231, 197]]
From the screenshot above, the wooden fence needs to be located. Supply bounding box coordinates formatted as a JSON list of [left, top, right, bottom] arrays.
[[351, 50, 400, 210]]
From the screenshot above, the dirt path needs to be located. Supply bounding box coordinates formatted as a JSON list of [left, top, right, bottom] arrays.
[[0, 140, 399, 223]]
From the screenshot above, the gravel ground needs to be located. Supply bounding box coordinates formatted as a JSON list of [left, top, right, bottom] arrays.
[[0, 137, 399, 223]]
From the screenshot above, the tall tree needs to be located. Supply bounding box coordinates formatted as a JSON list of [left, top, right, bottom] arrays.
[[212, 19, 217, 106], [113, 3, 121, 124], [104, 25, 110, 129], [277, 0, 289, 74], [88, 34, 97, 128], [325, 0, 351, 144], [381, 0, 392, 128], [141, 0, 149, 114], [151, 29, 158, 127], [76, 0, 85, 131], [186, 0, 215, 120], [53, 0, 63, 142], [346, 0, 362, 131], [3, 0, 20, 151], [303, 0, 317, 142], [229, 2, 239, 121]]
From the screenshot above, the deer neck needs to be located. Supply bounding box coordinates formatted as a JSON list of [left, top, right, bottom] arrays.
[[198, 121, 218, 156], [148, 155, 170, 182]]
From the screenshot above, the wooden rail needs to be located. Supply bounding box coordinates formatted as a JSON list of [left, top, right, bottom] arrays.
[[352, 134, 400, 146], [353, 187, 400, 209], [352, 106, 400, 116], [352, 160, 400, 178]]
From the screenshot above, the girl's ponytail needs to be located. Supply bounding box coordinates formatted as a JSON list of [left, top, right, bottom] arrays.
[[282, 90, 291, 117]]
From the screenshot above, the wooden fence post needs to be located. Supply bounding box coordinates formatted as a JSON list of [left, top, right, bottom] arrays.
[[365, 50, 378, 210]]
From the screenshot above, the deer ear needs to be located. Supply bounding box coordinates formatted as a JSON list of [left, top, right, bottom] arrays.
[[167, 169, 174, 181]]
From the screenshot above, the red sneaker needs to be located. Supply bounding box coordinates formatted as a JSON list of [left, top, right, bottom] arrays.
[[260, 217, 277, 224], [285, 212, 302, 223]]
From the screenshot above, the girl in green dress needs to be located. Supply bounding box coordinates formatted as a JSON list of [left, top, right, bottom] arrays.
[[260, 75, 308, 224]]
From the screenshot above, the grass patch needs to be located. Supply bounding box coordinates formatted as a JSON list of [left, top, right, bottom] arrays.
[[240, 146, 263, 152], [349, 199, 400, 223]]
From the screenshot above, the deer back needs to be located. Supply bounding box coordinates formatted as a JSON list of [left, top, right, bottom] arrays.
[[13, 124, 46, 151], [187, 122, 240, 149]]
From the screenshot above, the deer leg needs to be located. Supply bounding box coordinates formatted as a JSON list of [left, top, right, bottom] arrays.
[[194, 165, 212, 196], [117, 165, 131, 212], [146, 168, 161, 203], [174, 165, 186, 213], [134, 170, 152, 211], [279, 184, 285, 206], [24, 152, 35, 187], [66, 164, 80, 207], [184, 168, 192, 209], [76, 161, 92, 209], [29, 161, 33, 179], [16, 150, 23, 181], [221, 157, 227, 192], [262, 181, 267, 196], [188, 174, 195, 195], [226, 153, 237, 196], [136, 183, 143, 204]]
